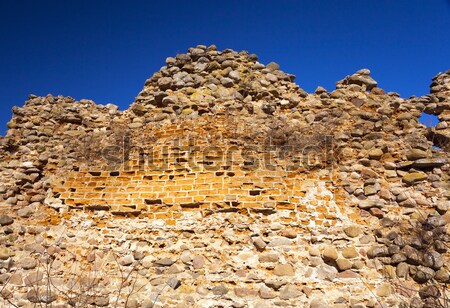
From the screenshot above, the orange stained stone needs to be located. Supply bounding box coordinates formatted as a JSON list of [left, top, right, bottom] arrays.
[[166, 219, 176, 226], [155, 212, 172, 219], [314, 219, 323, 226], [172, 213, 183, 219]]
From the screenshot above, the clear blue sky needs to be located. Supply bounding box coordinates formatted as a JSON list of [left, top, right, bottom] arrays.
[[1, 0, 450, 135]]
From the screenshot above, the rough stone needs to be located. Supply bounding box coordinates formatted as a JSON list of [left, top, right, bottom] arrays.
[[376, 283, 393, 297], [342, 247, 359, 259], [0, 247, 14, 260], [403, 172, 428, 185], [212, 284, 228, 296], [343, 226, 362, 238], [279, 284, 301, 300], [322, 246, 339, 262], [273, 264, 295, 276], [258, 286, 277, 299], [259, 253, 279, 263], [368, 148, 383, 160], [336, 258, 352, 271], [317, 264, 338, 281], [414, 266, 435, 283], [0, 215, 13, 226], [310, 298, 330, 308], [193, 255, 205, 269]]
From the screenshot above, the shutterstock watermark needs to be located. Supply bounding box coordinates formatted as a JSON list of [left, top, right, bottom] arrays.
[[78, 133, 338, 172]]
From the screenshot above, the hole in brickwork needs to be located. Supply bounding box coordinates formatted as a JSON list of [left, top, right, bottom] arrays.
[[144, 199, 163, 205], [94, 187, 105, 191], [89, 171, 101, 176], [110, 171, 120, 176], [169, 175, 175, 180], [180, 202, 202, 209], [249, 190, 261, 196], [227, 172, 235, 177], [143, 175, 153, 180], [69, 188, 76, 192], [216, 208, 240, 213], [111, 211, 141, 217], [86, 205, 111, 211], [250, 208, 277, 215], [215, 171, 224, 176]]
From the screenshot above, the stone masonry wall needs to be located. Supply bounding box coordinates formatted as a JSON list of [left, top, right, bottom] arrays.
[[0, 46, 450, 308]]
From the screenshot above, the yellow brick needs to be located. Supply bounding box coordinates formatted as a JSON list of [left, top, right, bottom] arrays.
[[289, 197, 300, 203], [177, 179, 195, 185], [193, 195, 206, 202], [93, 199, 108, 205], [228, 189, 244, 195], [269, 195, 289, 202], [85, 193, 103, 199], [152, 185, 164, 192], [226, 182, 242, 189], [256, 196, 270, 202], [114, 199, 133, 205], [164, 185, 182, 192], [211, 183, 223, 189], [216, 189, 230, 195], [276, 202, 295, 210], [241, 202, 261, 208], [155, 212, 172, 220], [137, 204, 148, 211], [162, 197, 174, 204], [60, 192, 70, 199], [52, 187, 67, 193], [238, 196, 257, 202], [69, 193, 86, 199], [204, 195, 223, 202], [200, 202, 211, 209], [196, 172, 211, 180], [198, 189, 214, 195], [103, 187, 119, 193], [64, 199, 75, 205], [140, 193, 158, 199], [171, 191, 188, 197]]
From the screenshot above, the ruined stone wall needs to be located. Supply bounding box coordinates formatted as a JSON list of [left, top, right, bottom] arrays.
[[52, 116, 343, 229], [0, 46, 450, 308]]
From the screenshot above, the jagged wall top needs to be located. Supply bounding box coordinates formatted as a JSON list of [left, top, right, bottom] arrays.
[[132, 45, 303, 121]]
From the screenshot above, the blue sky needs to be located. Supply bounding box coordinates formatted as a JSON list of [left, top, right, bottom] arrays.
[[1, 0, 449, 135]]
